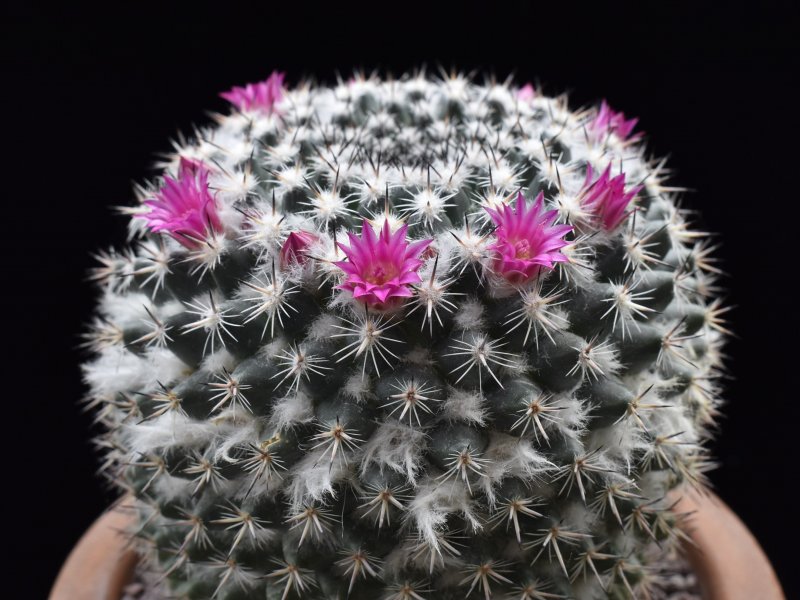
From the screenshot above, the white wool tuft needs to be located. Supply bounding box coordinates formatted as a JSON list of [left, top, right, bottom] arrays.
[[255, 338, 287, 360], [83, 346, 186, 398], [306, 313, 341, 341], [213, 418, 262, 464], [359, 422, 427, 486], [151, 473, 194, 503], [551, 394, 589, 439], [586, 419, 646, 472], [342, 372, 371, 402], [286, 449, 349, 508], [560, 500, 598, 534], [200, 348, 239, 373], [403, 346, 435, 367], [267, 390, 314, 431], [440, 388, 487, 426], [123, 412, 216, 456], [484, 432, 555, 483], [406, 477, 482, 549], [98, 291, 154, 323], [453, 298, 486, 330]]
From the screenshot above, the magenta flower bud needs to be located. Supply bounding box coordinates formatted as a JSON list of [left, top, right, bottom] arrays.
[[484, 191, 573, 285], [280, 230, 319, 268], [588, 100, 641, 142], [334, 220, 433, 309], [220, 71, 285, 113], [175, 157, 206, 175], [580, 164, 643, 231], [142, 158, 223, 248], [517, 83, 536, 102]]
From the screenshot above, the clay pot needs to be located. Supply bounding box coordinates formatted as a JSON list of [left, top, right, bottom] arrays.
[[672, 493, 784, 600], [50, 492, 784, 600], [49, 501, 139, 600]]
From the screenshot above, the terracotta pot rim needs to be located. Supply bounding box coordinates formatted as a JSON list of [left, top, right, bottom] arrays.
[[672, 491, 784, 600], [50, 490, 784, 600]]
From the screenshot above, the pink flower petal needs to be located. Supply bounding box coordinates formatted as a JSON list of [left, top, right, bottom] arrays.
[[334, 219, 433, 308], [220, 71, 285, 113], [580, 165, 641, 231], [483, 191, 572, 284], [141, 159, 222, 248]]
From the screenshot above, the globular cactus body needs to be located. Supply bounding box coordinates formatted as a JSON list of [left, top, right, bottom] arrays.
[[84, 70, 725, 599]]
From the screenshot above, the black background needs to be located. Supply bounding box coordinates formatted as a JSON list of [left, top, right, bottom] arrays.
[[4, 1, 798, 597]]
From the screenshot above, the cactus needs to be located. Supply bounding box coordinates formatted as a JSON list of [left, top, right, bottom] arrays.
[[83, 70, 727, 599]]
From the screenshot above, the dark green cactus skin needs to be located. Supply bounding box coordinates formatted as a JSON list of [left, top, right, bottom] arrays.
[[83, 74, 725, 599]]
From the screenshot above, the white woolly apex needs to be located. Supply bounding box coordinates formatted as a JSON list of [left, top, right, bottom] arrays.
[[399, 187, 456, 229], [246, 112, 281, 140], [366, 110, 399, 135], [209, 166, 260, 204], [480, 158, 524, 193], [263, 137, 301, 167], [431, 157, 471, 193], [99, 290, 153, 323], [270, 163, 308, 193], [516, 135, 550, 163], [237, 200, 289, 258], [207, 131, 254, 168], [485, 81, 515, 108], [365, 210, 405, 235], [301, 185, 357, 228], [353, 168, 397, 207]]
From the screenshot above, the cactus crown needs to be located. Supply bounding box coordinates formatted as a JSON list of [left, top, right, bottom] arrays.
[[84, 70, 726, 599]]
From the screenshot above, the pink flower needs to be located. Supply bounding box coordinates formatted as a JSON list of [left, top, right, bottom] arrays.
[[142, 158, 223, 248], [580, 164, 643, 231], [175, 157, 206, 175], [220, 71, 285, 113], [334, 220, 433, 309], [588, 100, 641, 143], [280, 230, 319, 268], [517, 83, 536, 102], [485, 192, 573, 285]]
